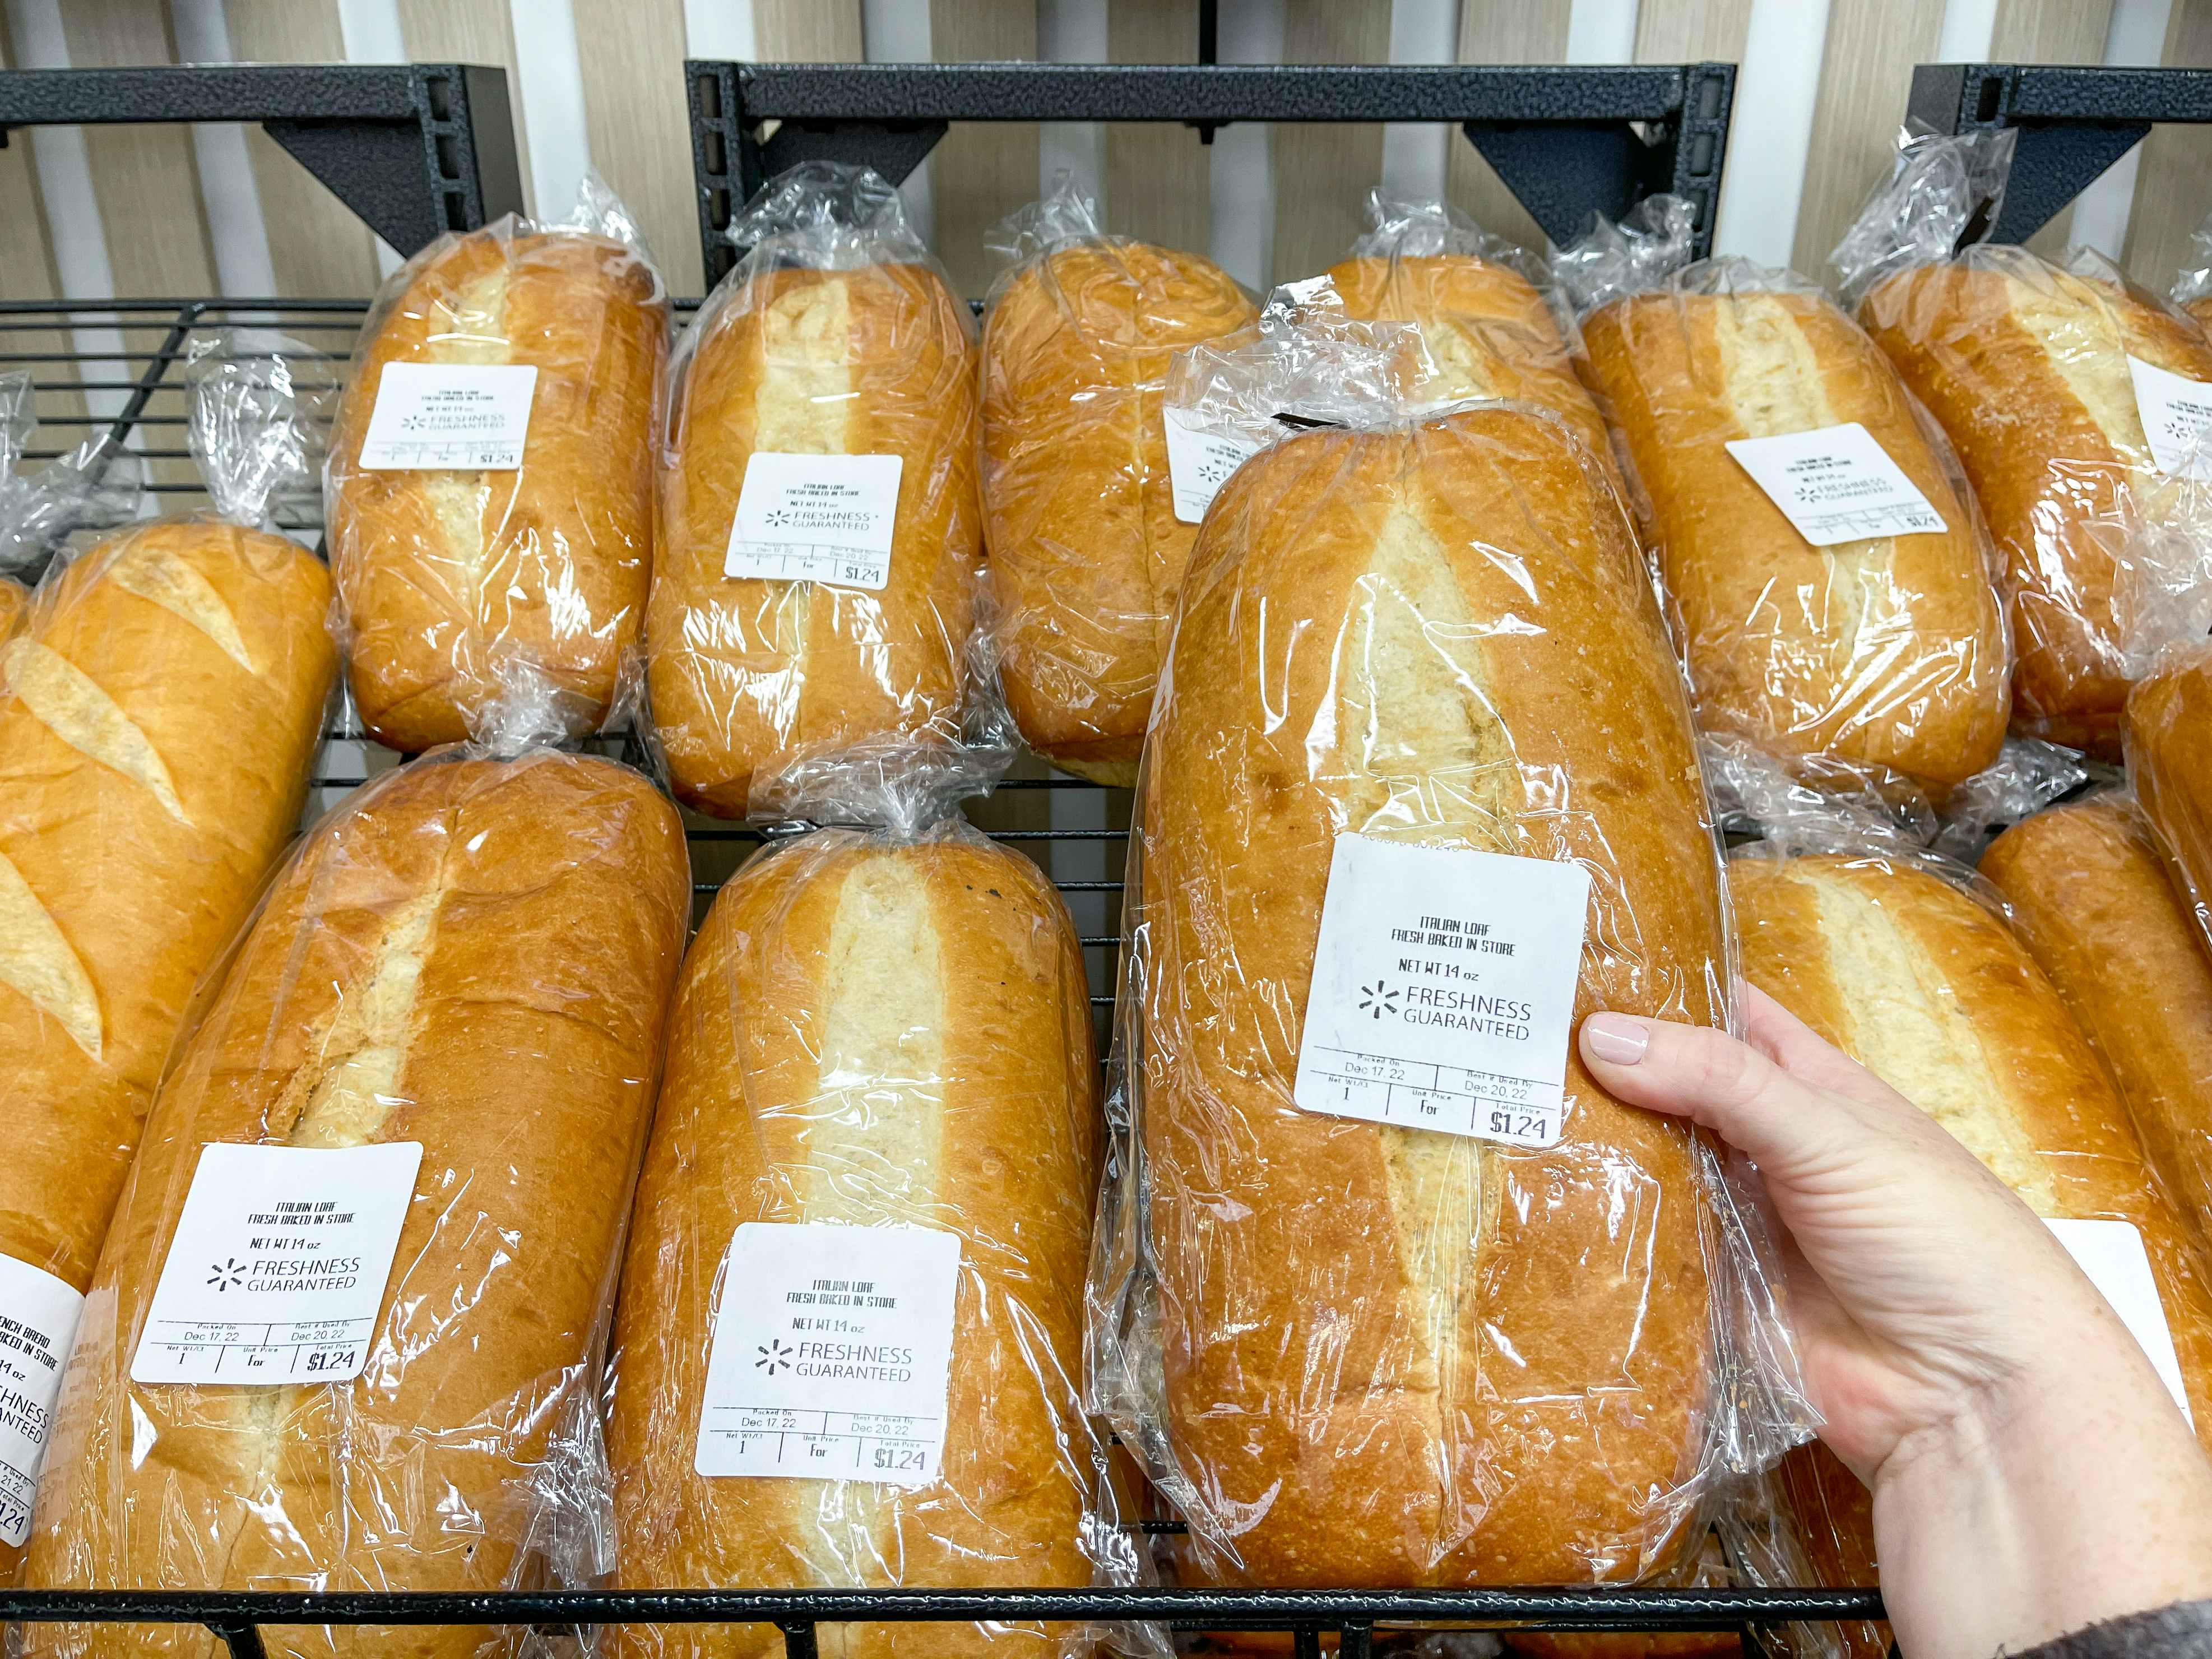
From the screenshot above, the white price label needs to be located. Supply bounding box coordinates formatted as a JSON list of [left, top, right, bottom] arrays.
[[2046, 1218, 2192, 1424], [1725, 421, 1947, 546], [1163, 406, 1263, 525], [1293, 835, 1591, 1148], [129, 1142, 421, 1387], [358, 363, 538, 471], [2128, 356, 2212, 478], [695, 1222, 961, 1486], [725, 452, 903, 588], [0, 1254, 83, 1547]]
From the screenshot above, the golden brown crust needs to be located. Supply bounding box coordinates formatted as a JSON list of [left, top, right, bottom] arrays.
[[1326, 253, 1619, 481], [2126, 648, 2212, 946], [1579, 288, 2009, 788], [1769, 1445, 1888, 1659], [1139, 407, 1726, 1587], [328, 230, 667, 751], [981, 238, 1254, 774], [21, 754, 690, 1659], [648, 263, 980, 818], [1984, 797, 2212, 1259], [608, 829, 1098, 1659], [1858, 260, 2212, 759], [1728, 851, 2212, 1440], [0, 521, 334, 1297], [0, 575, 24, 642]]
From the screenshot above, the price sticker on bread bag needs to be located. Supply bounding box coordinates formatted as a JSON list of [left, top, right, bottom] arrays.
[[1293, 836, 1592, 1148], [695, 1222, 960, 1486], [2046, 1218, 2194, 1424], [1163, 406, 1263, 524], [130, 1142, 421, 1387], [1725, 421, 1947, 546], [0, 1254, 84, 1546], [725, 452, 904, 588], [357, 363, 538, 471], [2128, 356, 2212, 477]]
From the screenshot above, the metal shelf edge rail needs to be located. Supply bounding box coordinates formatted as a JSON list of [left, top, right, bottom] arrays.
[[0, 1586, 1889, 1659], [1909, 62, 2212, 246], [685, 60, 1737, 285], [0, 64, 523, 256]]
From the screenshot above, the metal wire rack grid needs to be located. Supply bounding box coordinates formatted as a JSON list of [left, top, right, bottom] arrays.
[[0, 297, 1130, 1028], [0, 297, 1882, 1647]]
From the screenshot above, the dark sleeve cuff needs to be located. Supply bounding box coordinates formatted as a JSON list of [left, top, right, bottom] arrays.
[[2011, 1600, 2212, 1657]]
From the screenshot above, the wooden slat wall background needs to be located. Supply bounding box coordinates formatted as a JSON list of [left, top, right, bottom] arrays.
[[2, 0, 2209, 313]]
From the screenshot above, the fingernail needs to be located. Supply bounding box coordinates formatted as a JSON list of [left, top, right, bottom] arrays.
[[1581, 1013, 1649, 1065]]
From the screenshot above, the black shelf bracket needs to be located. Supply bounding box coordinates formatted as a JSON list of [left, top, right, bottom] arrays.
[[685, 60, 1736, 286], [1907, 63, 2212, 245], [0, 64, 524, 256]]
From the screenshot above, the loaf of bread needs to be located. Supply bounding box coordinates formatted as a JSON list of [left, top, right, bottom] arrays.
[[1729, 850, 2212, 1436], [1579, 284, 2009, 789], [1327, 252, 1619, 475], [2126, 647, 2212, 940], [608, 826, 1098, 1659], [1858, 256, 2212, 758], [1983, 797, 2212, 1255], [21, 752, 689, 1659], [1, 521, 333, 1294], [327, 227, 666, 751], [1766, 1444, 1888, 1659], [981, 239, 1254, 785], [1133, 405, 1730, 1585], [650, 262, 980, 818]]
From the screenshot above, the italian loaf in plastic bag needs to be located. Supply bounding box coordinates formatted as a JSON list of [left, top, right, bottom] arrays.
[[1834, 129, 2212, 759], [979, 173, 1255, 786], [325, 173, 669, 753], [1087, 307, 1811, 1590], [20, 720, 692, 1659], [0, 333, 336, 1577], [605, 745, 1151, 1659], [648, 161, 982, 820], [1710, 739, 2212, 1643], [1553, 194, 2011, 795]]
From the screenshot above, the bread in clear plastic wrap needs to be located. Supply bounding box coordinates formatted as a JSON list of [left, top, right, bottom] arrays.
[[2174, 207, 2212, 328], [978, 175, 1256, 787], [326, 174, 669, 752], [1553, 196, 2011, 793], [1323, 191, 1618, 479], [1983, 793, 2212, 1261], [1836, 131, 2212, 759], [20, 741, 691, 1658], [1718, 746, 2212, 1654], [2126, 641, 2212, 939], [1499, 1532, 1742, 1656], [1722, 1453, 1882, 1659], [0, 332, 338, 1579], [648, 162, 981, 820], [1088, 318, 1810, 1590], [605, 808, 1146, 1659]]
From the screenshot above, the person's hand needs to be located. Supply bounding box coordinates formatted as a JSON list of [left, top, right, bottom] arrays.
[[1579, 985, 2212, 1659]]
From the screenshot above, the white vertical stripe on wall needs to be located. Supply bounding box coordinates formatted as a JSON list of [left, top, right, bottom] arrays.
[[1038, 0, 1107, 210], [508, 0, 591, 221], [170, 0, 280, 302], [861, 0, 935, 247], [2072, 0, 2173, 261], [1379, 0, 1456, 210], [1211, 0, 1284, 293], [1711, 0, 1831, 268], [335, 0, 406, 63], [336, 0, 406, 274], [1564, 0, 1639, 64], [682, 0, 755, 60], [1934, 0, 1999, 61]]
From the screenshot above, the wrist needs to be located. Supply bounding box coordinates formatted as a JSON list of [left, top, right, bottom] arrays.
[[1870, 1309, 2212, 1659]]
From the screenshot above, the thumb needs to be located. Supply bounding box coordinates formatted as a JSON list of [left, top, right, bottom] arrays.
[[1578, 1009, 1853, 1175]]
